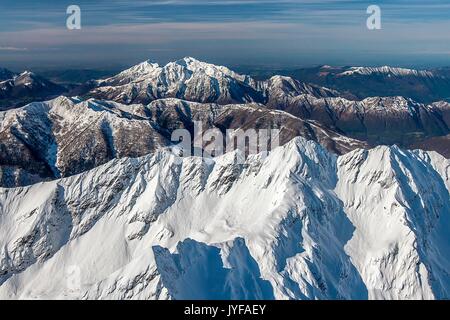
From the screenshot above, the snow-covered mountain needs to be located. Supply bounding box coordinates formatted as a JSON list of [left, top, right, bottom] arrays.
[[87, 57, 263, 105], [0, 71, 65, 110], [2, 57, 449, 190], [0, 96, 168, 187], [0, 96, 365, 187], [82, 58, 450, 158], [267, 94, 450, 156], [337, 66, 435, 78], [280, 65, 450, 104], [1, 57, 450, 300], [86, 57, 337, 105], [0, 137, 448, 300]]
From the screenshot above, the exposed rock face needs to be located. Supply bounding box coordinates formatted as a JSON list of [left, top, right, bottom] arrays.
[[0, 138, 448, 300], [85, 57, 337, 105], [0, 97, 168, 187], [266, 94, 450, 152], [86, 57, 264, 105], [146, 98, 366, 154], [84, 58, 450, 157], [0, 96, 366, 188]]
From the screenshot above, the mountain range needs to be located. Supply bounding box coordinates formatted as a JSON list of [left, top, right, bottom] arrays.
[[0, 70, 65, 110], [0, 137, 448, 299], [273, 65, 450, 103], [0, 57, 449, 300], [84, 58, 450, 156], [0, 96, 364, 187]]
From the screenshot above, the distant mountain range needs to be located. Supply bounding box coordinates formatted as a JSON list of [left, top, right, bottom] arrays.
[[1, 57, 450, 188], [3, 61, 450, 108], [1, 58, 450, 300], [0, 96, 365, 187], [270, 65, 450, 103], [82, 58, 450, 157]]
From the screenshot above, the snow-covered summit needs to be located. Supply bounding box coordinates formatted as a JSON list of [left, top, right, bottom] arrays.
[[0, 137, 448, 299], [0, 95, 367, 188], [91, 57, 261, 104], [88, 57, 337, 105]]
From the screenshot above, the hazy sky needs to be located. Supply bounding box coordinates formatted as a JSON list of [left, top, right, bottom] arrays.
[[0, 0, 450, 70]]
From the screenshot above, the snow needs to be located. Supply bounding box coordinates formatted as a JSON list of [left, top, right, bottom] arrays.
[[92, 56, 259, 104], [89, 57, 338, 105], [336, 146, 450, 299], [338, 66, 435, 78], [0, 137, 448, 300], [1, 58, 450, 300]]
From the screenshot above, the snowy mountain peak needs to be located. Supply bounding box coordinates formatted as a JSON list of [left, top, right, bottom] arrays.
[[15, 70, 34, 80], [264, 75, 338, 99], [132, 60, 160, 73], [166, 56, 250, 82], [339, 66, 435, 78], [90, 57, 262, 104], [105, 60, 161, 84], [176, 56, 202, 65], [361, 96, 422, 111], [269, 75, 294, 83], [18, 70, 34, 76], [0, 136, 448, 299]]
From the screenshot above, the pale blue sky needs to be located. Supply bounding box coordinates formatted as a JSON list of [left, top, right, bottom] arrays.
[[0, 0, 449, 70]]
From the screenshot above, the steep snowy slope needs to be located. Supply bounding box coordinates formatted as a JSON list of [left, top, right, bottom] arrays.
[[336, 147, 450, 299], [0, 138, 448, 299], [88, 57, 263, 105], [0, 96, 168, 187]]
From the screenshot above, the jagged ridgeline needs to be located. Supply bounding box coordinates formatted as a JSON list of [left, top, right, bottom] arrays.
[[0, 138, 449, 299], [0, 58, 450, 300], [1, 58, 449, 188]]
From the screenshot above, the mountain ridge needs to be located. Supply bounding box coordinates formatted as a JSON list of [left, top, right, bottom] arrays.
[[2, 57, 450, 188], [275, 64, 450, 103], [0, 70, 65, 110], [0, 137, 448, 299], [81, 58, 450, 157], [0, 96, 366, 187]]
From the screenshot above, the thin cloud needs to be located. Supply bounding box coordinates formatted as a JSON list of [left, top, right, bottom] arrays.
[[1, 1, 449, 68], [0, 46, 28, 51]]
